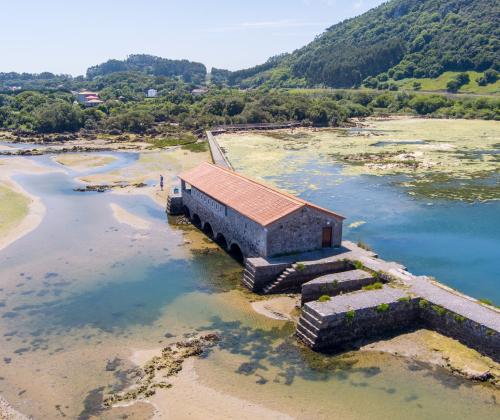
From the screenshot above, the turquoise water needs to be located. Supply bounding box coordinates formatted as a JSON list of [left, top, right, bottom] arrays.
[[0, 150, 498, 418], [259, 158, 500, 304]]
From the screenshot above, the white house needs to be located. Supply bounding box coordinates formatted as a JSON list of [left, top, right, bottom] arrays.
[[147, 89, 158, 98]]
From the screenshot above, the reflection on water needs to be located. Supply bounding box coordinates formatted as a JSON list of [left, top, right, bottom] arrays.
[[0, 150, 498, 419]]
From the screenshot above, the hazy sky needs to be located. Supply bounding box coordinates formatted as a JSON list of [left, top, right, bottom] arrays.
[[1, 0, 386, 75]]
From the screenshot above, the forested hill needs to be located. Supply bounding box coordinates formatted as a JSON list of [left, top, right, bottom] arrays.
[[86, 54, 207, 83], [217, 0, 499, 88]]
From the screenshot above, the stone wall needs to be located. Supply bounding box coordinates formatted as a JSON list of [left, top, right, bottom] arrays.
[[316, 302, 421, 349], [182, 185, 266, 257], [421, 305, 500, 362], [266, 206, 343, 256], [301, 270, 377, 304]]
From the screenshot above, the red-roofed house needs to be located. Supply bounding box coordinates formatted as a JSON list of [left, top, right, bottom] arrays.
[[174, 162, 344, 260]]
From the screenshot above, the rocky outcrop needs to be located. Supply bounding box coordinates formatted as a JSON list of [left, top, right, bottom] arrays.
[[103, 334, 220, 407], [73, 183, 147, 193]]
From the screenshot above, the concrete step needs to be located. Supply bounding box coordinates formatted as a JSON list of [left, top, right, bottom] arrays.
[[302, 305, 322, 325], [244, 261, 257, 270], [242, 272, 255, 284], [242, 274, 255, 290], [296, 326, 317, 346], [296, 325, 317, 342], [300, 309, 322, 326], [241, 279, 254, 291], [262, 283, 279, 294], [297, 316, 320, 334]]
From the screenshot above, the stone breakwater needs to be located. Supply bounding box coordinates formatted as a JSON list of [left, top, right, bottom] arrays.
[[242, 242, 499, 363]]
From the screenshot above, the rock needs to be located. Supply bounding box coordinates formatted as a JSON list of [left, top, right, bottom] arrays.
[[103, 333, 220, 407]]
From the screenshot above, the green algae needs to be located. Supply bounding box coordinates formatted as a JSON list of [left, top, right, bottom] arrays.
[[217, 118, 500, 201]]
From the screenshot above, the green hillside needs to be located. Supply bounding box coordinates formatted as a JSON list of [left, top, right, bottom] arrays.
[[216, 0, 499, 90]]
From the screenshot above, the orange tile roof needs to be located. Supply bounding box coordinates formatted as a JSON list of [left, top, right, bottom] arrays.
[[178, 162, 344, 226]]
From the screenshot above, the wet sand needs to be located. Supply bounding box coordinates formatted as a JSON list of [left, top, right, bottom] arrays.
[[0, 395, 29, 420], [251, 296, 300, 321], [148, 358, 292, 419], [52, 154, 117, 171], [363, 329, 500, 383], [110, 203, 152, 230]]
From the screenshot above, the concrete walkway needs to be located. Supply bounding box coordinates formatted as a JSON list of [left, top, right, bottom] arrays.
[[206, 131, 233, 170]]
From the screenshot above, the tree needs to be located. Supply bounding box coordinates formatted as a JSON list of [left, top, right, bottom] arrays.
[[34, 102, 83, 132], [447, 73, 470, 92]]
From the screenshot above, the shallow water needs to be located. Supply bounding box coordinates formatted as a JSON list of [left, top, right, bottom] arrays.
[[0, 147, 498, 418]]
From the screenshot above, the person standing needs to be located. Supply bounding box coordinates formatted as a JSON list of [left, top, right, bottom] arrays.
[[160, 174, 164, 191]]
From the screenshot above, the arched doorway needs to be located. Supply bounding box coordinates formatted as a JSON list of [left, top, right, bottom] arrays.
[[215, 233, 228, 250], [203, 222, 214, 238], [192, 214, 201, 228], [229, 243, 244, 264]]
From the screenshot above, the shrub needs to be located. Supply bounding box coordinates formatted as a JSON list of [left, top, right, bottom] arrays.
[[479, 298, 493, 306], [356, 241, 372, 251], [318, 295, 331, 302], [446, 73, 470, 92], [431, 305, 447, 316], [409, 95, 448, 115], [295, 263, 306, 271], [453, 314, 466, 323], [332, 280, 339, 287], [345, 310, 356, 323], [353, 261, 364, 270], [363, 282, 383, 291], [418, 299, 429, 309], [376, 303, 390, 313], [398, 296, 411, 303]]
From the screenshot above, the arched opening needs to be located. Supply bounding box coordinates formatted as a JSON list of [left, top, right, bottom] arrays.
[[215, 233, 228, 250], [229, 243, 244, 264], [192, 213, 201, 228], [203, 222, 214, 238], [183, 206, 191, 219]]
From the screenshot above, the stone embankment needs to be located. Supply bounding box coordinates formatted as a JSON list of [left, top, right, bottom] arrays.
[[241, 241, 499, 362]]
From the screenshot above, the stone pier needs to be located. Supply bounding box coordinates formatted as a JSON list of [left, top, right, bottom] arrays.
[[241, 242, 499, 361]]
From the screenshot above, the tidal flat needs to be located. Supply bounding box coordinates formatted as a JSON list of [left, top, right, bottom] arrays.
[[218, 118, 499, 201], [0, 134, 498, 419]]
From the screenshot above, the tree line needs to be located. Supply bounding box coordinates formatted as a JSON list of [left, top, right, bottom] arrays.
[[0, 86, 498, 134]]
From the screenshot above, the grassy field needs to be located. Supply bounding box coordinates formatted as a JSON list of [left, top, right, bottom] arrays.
[[397, 71, 500, 95], [286, 71, 499, 96], [0, 182, 30, 237]]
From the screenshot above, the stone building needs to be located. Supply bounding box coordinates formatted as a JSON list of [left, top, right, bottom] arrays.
[[174, 162, 344, 260]]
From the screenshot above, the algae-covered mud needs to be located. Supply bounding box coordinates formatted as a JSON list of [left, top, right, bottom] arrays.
[[218, 118, 500, 304], [218, 118, 499, 201], [0, 138, 499, 419]]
